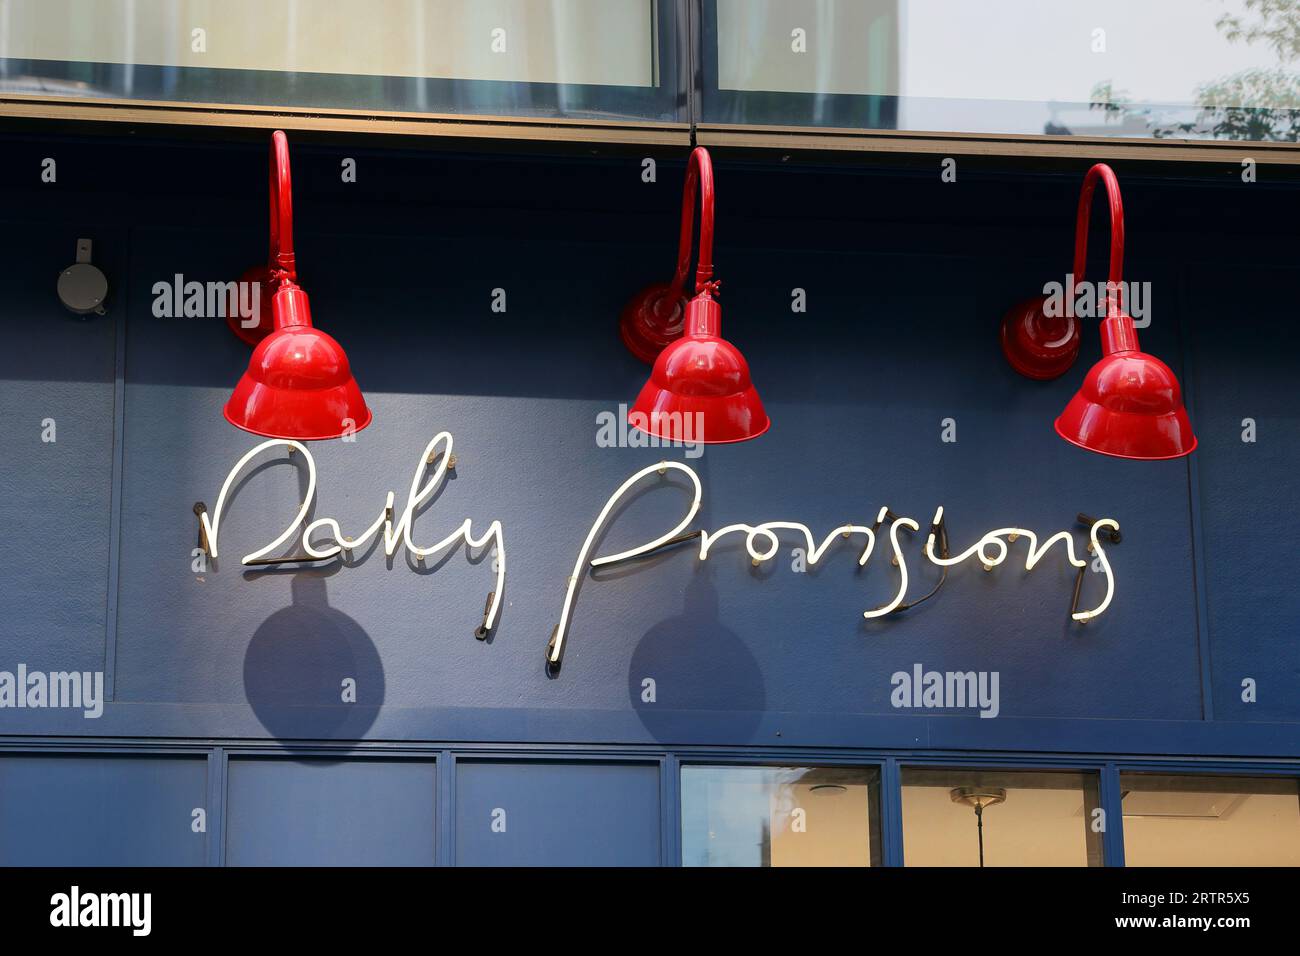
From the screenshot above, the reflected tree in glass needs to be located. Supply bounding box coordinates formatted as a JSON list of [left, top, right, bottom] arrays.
[[1090, 0, 1300, 142]]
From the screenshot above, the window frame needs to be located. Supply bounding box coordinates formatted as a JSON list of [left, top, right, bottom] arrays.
[[2, 0, 1299, 161], [3, 741, 1298, 866]]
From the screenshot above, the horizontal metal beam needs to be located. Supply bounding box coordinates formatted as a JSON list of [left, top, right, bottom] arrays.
[[0, 94, 692, 147], [697, 123, 1300, 165], [5, 94, 1299, 163]]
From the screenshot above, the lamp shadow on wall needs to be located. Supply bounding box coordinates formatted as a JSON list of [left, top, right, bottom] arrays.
[[242, 571, 384, 757], [626, 571, 766, 744]]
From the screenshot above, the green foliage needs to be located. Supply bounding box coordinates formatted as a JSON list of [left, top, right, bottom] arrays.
[[1087, 1, 1300, 141]]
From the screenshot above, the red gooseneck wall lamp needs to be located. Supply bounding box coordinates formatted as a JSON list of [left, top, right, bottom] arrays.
[[1001, 163, 1196, 460], [623, 147, 769, 444], [224, 130, 372, 441]]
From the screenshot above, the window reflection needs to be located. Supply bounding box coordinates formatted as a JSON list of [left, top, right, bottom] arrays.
[[681, 765, 881, 867], [0, 0, 678, 122], [1121, 773, 1300, 866], [901, 768, 1103, 866], [706, 0, 1300, 142]]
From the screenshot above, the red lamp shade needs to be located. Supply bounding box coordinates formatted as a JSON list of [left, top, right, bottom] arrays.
[[1055, 312, 1196, 460], [224, 282, 372, 440], [225, 131, 372, 441], [630, 281, 769, 444], [1004, 163, 1195, 459]]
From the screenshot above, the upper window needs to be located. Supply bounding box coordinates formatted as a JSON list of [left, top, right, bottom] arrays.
[[0, 0, 684, 123], [5, 1, 1297, 144], [702, 0, 1300, 142]]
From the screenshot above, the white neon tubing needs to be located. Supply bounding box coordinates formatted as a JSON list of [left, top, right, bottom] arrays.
[[698, 521, 877, 566], [863, 510, 920, 619], [923, 506, 1089, 571], [923, 506, 1118, 622], [587, 463, 704, 569], [302, 493, 394, 560], [205, 431, 506, 633], [697, 522, 757, 560], [1073, 518, 1119, 622], [199, 438, 314, 565], [550, 461, 702, 666], [389, 433, 507, 632]]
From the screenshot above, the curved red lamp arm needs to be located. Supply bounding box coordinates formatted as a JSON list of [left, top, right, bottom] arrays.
[[225, 130, 297, 346], [268, 129, 296, 286], [664, 146, 716, 304], [1072, 163, 1124, 317], [618, 146, 720, 362], [1055, 163, 1196, 459], [1000, 162, 1133, 379]]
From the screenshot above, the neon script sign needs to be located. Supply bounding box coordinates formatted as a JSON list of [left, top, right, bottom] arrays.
[[199, 435, 1119, 665], [199, 432, 506, 638], [544, 461, 1119, 668]]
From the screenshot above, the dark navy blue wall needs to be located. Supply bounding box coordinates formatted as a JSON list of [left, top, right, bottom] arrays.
[[0, 130, 1296, 767]]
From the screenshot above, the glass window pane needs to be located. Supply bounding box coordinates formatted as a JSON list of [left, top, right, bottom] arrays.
[[901, 768, 1102, 866], [0, 0, 681, 123], [1121, 773, 1300, 866], [681, 765, 881, 867], [704, 0, 1300, 143]]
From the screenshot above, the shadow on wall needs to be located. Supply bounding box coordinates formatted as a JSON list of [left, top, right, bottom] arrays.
[[243, 572, 384, 755], [627, 570, 765, 743]]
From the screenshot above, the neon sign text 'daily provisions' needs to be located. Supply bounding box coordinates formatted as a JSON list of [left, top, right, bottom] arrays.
[[198, 434, 1119, 667]]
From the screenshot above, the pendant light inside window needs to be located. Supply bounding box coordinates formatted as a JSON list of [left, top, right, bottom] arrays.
[[951, 786, 1006, 867]]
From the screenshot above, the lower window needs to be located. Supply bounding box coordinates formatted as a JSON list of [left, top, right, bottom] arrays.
[[681, 765, 881, 866], [902, 767, 1103, 866], [1120, 772, 1300, 866]]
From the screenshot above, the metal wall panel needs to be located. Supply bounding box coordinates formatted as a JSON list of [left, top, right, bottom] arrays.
[[454, 760, 660, 865], [224, 756, 437, 866], [0, 753, 208, 865]]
